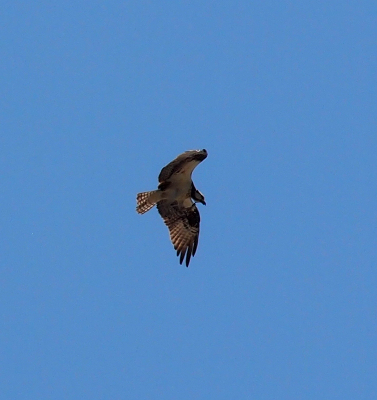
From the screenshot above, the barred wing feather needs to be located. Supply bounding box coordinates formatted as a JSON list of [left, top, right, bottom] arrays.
[[157, 200, 200, 267]]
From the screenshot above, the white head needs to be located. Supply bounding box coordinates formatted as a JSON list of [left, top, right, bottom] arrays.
[[192, 188, 206, 205]]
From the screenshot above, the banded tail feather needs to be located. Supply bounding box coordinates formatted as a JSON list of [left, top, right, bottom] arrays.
[[136, 190, 161, 214]]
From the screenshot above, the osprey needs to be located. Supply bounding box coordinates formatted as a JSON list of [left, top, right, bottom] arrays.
[[136, 149, 208, 267]]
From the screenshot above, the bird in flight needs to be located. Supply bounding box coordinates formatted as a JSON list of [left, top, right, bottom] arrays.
[[136, 149, 208, 267]]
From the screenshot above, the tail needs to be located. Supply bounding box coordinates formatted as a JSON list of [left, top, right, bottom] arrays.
[[136, 190, 161, 214]]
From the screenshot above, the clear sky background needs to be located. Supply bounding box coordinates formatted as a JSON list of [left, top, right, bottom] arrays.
[[1, 1, 376, 399]]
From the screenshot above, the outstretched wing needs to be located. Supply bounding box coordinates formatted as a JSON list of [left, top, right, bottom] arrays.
[[158, 149, 207, 183], [157, 200, 200, 267]]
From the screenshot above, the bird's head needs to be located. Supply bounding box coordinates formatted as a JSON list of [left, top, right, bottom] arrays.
[[193, 189, 206, 206]]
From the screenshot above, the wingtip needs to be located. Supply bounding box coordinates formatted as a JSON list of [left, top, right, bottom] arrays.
[[177, 247, 192, 267], [179, 250, 185, 265]]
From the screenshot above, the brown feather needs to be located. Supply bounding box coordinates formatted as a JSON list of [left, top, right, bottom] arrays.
[[157, 201, 200, 267]]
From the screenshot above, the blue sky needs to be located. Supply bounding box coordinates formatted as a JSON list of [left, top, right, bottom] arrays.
[[1, 1, 376, 399]]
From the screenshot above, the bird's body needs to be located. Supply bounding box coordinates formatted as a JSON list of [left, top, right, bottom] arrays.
[[136, 149, 207, 267]]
